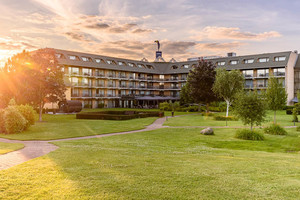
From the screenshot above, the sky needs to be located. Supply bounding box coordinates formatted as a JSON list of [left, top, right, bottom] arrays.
[[1, 0, 300, 66]]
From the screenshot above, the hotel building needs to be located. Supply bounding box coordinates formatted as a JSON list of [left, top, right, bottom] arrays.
[[53, 48, 300, 108]]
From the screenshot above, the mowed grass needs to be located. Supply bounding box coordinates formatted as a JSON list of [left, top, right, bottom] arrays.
[[0, 142, 24, 155], [1, 128, 300, 199], [164, 110, 296, 127], [0, 114, 157, 141]]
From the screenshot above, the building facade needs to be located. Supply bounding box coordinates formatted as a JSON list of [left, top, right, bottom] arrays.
[[53, 48, 300, 108]]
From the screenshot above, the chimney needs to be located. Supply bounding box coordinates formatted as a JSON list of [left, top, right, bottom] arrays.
[[227, 52, 236, 57]]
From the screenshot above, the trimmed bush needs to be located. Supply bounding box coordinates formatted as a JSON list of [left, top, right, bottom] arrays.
[[235, 129, 265, 141], [0, 109, 5, 133], [4, 106, 27, 134], [264, 124, 287, 135], [214, 115, 238, 121], [76, 111, 164, 120], [183, 105, 201, 112], [17, 105, 35, 130]]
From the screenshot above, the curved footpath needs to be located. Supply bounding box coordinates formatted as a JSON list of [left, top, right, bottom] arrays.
[[0, 115, 297, 170], [0, 117, 167, 170]]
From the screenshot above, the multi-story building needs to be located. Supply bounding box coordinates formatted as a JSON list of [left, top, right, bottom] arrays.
[[53, 48, 300, 108]]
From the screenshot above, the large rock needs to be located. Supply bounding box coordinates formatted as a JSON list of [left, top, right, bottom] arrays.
[[200, 127, 214, 135]]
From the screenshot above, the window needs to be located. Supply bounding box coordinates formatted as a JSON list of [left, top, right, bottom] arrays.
[[181, 64, 189, 69], [82, 68, 92, 76], [159, 75, 164, 80], [245, 80, 253, 88], [119, 71, 126, 78], [257, 79, 268, 88], [257, 69, 269, 77], [274, 56, 286, 62], [82, 57, 91, 62], [96, 79, 104, 87], [137, 64, 145, 68], [273, 68, 285, 76], [68, 67, 79, 75], [216, 61, 225, 66], [258, 57, 269, 63], [278, 78, 285, 87], [107, 80, 116, 87], [107, 60, 116, 65], [82, 89, 92, 97], [181, 74, 188, 80], [244, 59, 254, 64], [81, 78, 91, 86], [69, 55, 78, 60], [242, 70, 253, 78], [55, 53, 65, 59], [128, 63, 136, 67], [230, 60, 238, 65], [69, 77, 78, 86], [71, 88, 79, 97], [95, 69, 104, 77], [171, 65, 178, 69], [146, 65, 154, 69]]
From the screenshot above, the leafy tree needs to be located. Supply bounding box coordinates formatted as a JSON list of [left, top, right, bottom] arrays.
[[234, 91, 266, 131], [212, 68, 244, 117], [179, 82, 192, 105], [187, 60, 217, 112], [265, 77, 287, 124], [1, 49, 66, 121]]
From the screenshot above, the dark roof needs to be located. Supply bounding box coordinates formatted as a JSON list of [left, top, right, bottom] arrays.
[[53, 48, 295, 75]]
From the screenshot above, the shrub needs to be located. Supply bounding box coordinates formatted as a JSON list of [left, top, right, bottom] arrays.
[[208, 106, 220, 112], [235, 129, 265, 140], [159, 102, 170, 111], [4, 106, 27, 134], [264, 124, 287, 135], [292, 108, 298, 122], [0, 109, 5, 133], [296, 126, 300, 132], [214, 115, 238, 121], [17, 105, 35, 130], [183, 105, 201, 112], [98, 103, 105, 108], [283, 105, 294, 110]]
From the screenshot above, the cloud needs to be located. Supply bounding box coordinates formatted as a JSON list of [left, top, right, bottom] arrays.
[[64, 32, 92, 42], [0, 37, 37, 50], [85, 23, 110, 29], [196, 41, 244, 51], [132, 28, 153, 34], [192, 26, 281, 41]]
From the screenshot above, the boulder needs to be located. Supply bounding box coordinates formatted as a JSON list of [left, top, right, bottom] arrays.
[[200, 127, 214, 135]]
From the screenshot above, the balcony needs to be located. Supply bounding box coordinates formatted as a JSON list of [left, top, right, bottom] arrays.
[[95, 94, 105, 97]]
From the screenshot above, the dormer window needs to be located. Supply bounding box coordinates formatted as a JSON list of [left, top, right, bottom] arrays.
[[216, 61, 225, 66], [55, 53, 65, 59], [146, 65, 154, 69], [69, 55, 78, 60], [137, 64, 145, 68], [181, 64, 189, 69], [171, 65, 178, 69], [244, 59, 254, 64], [258, 57, 269, 63], [274, 56, 286, 62], [230, 60, 238, 65], [82, 57, 91, 62], [107, 60, 116, 65], [118, 61, 126, 66]]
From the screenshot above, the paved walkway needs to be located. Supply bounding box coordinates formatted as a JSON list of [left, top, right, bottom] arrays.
[[0, 117, 167, 170]]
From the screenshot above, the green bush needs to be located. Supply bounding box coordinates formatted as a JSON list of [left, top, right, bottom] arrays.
[[98, 103, 105, 108], [214, 115, 238, 121], [76, 111, 164, 120], [283, 105, 294, 110], [0, 109, 5, 133], [296, 126, 300, 132], [159, 102, 171, 111], [17, 105, 35, 130], [4, 106, 27, 134], [264, 124, 287, 135], [292, 108, 298, 122], [208, 106, 220, 112], [235, 129, 265, 141], [183, 105, 200, 112]]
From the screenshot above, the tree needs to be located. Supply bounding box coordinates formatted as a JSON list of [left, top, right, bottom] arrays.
[[212, 68, 244, 117], [1, 48, 66, 121], [234, 91, 266, 131], [187, 60, 217, 112], [179, 82, 192, 105], [265, 77, 287, 124]]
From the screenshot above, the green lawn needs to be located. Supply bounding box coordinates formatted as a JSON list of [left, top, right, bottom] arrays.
[[0, 114, 157, 141], [0, 142, 24, 155], [1, 128, 300, 199], [164, 110, 296, 127]]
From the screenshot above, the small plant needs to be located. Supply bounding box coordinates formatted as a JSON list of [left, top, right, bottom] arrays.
[[292, 108, 298, 122], [214, 115, 238, 121], [4, 106, 27, 134], [235, 129, 265, 141], [264, 124, 287, 135]]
